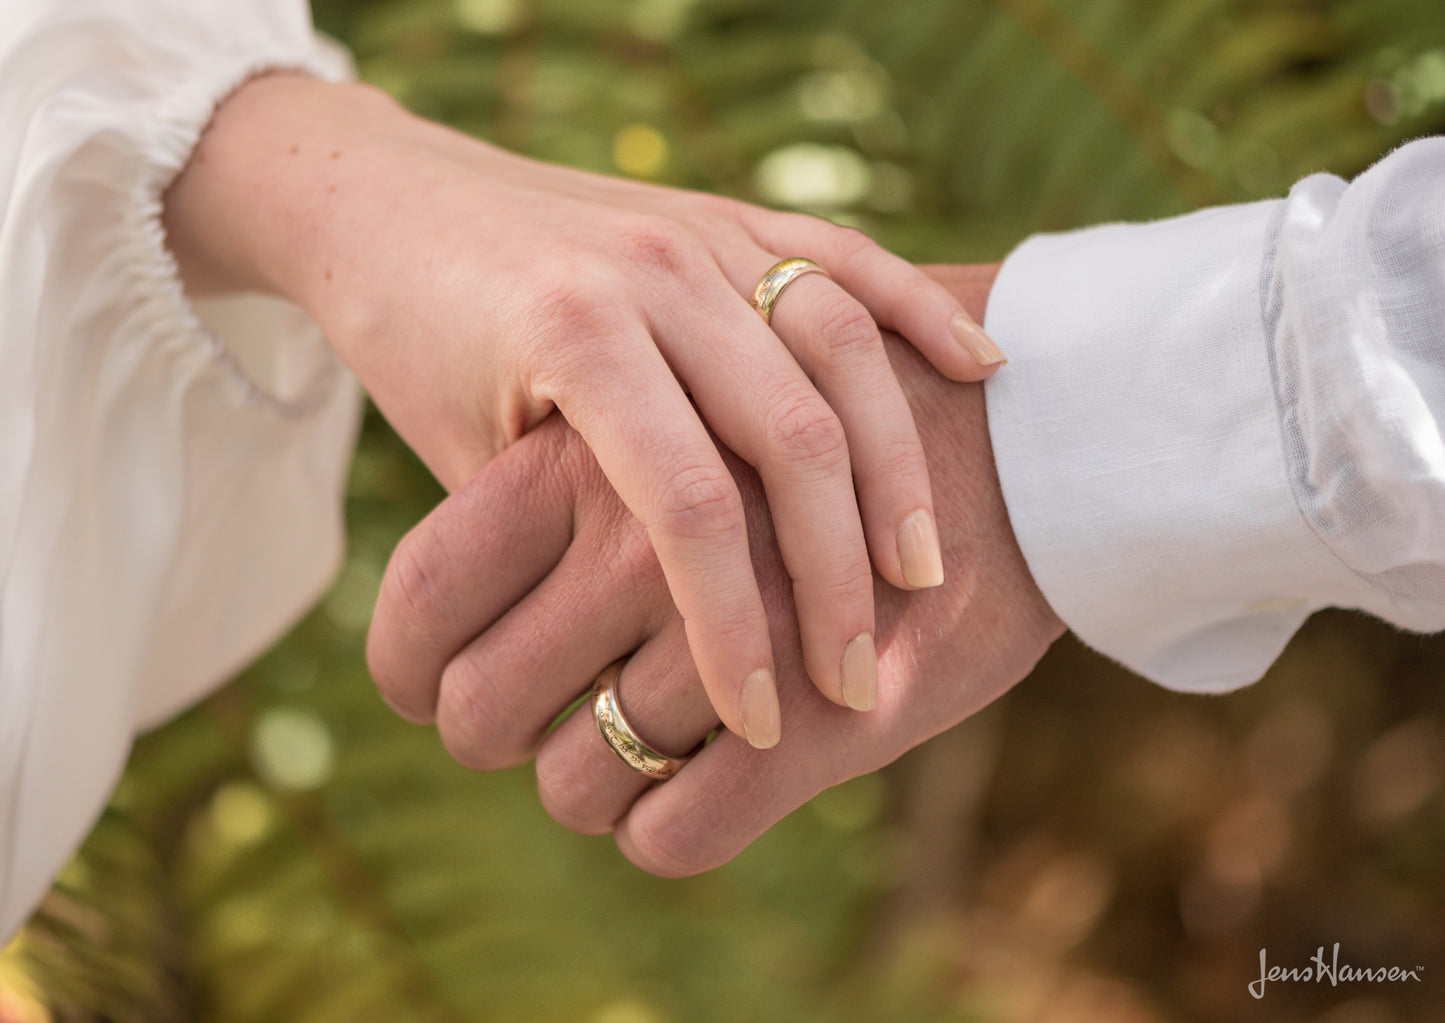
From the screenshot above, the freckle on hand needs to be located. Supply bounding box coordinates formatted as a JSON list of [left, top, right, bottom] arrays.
[[288, 144, 299, 155], [330, 150, 341, 160]]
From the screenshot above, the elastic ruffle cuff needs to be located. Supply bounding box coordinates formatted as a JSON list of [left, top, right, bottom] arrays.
[[134, 44, 353, 415]]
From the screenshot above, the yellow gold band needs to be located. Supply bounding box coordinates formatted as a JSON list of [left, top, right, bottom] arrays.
[[749, 257, 830, 324], [591, 662, 690, 779]]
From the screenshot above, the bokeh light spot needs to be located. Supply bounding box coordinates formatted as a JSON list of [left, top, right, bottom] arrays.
[[755, 143, 871, 209], [210, 782, 276, 847], [798, 69, 885, 122], [612, 124, 669, 178], [628, 0, 697, 43], [591, 998, 666, 1023], [1019, 851, 1114, 947], [251, 708, 336, 792], [1354, 715, 1443, 827], [1244, 700, 1332, 797], [454, 0, 522, 35]]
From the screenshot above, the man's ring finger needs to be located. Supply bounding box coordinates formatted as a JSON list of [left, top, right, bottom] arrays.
[[592, 662, 693, 779]]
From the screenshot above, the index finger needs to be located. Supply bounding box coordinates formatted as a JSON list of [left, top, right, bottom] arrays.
[[735, 207, 1007, 379], [365, 419, 580, 722]]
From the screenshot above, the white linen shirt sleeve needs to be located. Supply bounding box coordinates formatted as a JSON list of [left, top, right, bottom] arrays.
[[0, 1, 362, 938], [984, 138, 1445, 693]]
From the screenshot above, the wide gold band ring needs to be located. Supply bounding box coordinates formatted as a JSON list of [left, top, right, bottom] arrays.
[[592, 662, 691, 779], [749, 257, 830, 324]]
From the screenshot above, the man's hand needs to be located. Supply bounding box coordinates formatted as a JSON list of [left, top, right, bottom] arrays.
[[366, 264, 1064, 874]]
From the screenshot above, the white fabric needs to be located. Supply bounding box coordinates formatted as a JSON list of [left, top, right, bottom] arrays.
[[986, 140, 1445, 692], [0, 0, 360, 938]]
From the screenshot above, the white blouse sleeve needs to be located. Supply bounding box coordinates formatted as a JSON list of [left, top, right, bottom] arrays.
[[0, 1, 362, 938], [984, 138, 1445, 693]]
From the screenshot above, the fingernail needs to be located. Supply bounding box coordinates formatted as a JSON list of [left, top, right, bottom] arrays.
[[841, 632, 878, 711], [740, 668, 780, 749], [950, 313, 1006, 366], [898, 508, 945, 588]]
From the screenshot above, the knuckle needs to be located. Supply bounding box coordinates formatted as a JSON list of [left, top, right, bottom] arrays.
[[615, 220, 696, 283], [365, 630, 436, 723], [527, 275, 626, 345], [624, 817, 711, 878], [827, 224, 882, 275], [536, 749, 616, 836], [762, 390, 849, 468], [893, 271, 937, 312], [811, 293, 881, 360], [650, 462, 744, 543], [437, 666, 533, 771], [378, 529, 454, 648], [874, 435, 926, 487], [530, 276, 597, 328], [814, 558, 876, 610], [708, 604, 765, 650]]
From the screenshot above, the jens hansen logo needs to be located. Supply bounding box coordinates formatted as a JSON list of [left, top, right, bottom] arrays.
[[1250, 944, 1424, 999]]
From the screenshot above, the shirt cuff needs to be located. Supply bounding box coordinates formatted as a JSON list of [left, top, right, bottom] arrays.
[[982, 203, 1372, 692]]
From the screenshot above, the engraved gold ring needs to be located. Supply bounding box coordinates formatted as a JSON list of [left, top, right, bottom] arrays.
[[592, 662, 691, 779], [749, 257, 830, 324]]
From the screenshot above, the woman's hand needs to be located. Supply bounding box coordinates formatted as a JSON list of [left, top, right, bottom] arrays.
[[163, 73, 1007, 749]]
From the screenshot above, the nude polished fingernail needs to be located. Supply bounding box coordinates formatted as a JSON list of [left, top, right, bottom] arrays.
[[740, 668, 781, 749], [898, 508, 945, 588], [841, 632, 878, 711], [950, 313, 1006, 366]]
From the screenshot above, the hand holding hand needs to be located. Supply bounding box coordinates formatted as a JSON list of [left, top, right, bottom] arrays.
[[163, 74, 1008, 748], [366, 264, 1064, 873]]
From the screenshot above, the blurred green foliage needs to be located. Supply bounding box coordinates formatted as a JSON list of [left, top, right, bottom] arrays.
[[4, 1, 1445, 1021]]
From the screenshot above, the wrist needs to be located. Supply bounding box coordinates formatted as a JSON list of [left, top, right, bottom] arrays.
[[897, 262, 1064, 640], [161, 73, 424, 306]]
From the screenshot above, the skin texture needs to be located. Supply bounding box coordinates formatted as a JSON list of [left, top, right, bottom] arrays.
[[367, 265, 1067, 876], [162, 73, 1007, 749]]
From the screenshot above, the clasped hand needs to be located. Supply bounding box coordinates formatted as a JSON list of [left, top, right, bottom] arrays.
[[367, 266, 1064, 875], [163, 74, 1006, 752]]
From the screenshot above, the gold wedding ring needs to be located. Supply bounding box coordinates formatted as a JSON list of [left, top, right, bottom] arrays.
[[592, 662, 691, 779], [749, 257, 830, 324]]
